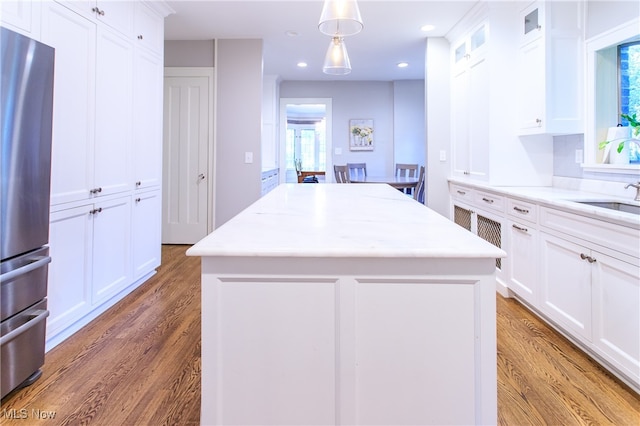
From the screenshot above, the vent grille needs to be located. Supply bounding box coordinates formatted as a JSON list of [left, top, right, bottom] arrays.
[[454, 206, 472, 231], [477, 214, 502, 269]]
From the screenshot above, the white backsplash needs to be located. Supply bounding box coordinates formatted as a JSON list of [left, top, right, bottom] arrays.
[[553, 176, 639, 199]]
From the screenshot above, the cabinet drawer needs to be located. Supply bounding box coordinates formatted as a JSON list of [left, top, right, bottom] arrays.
[[474, 190, 504, 213], [540, 207, 640, 258], [507, 198, 537, 224], [450, 184, 474, 202]]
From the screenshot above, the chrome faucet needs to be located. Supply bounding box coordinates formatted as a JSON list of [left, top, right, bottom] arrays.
[[625, 181, 640, 201]]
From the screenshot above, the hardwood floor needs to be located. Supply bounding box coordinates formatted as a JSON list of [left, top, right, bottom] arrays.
[[1, 245, 638, 425]]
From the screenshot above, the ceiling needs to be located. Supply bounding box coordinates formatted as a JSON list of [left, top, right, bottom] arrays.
[[163, 0, 478, 81]]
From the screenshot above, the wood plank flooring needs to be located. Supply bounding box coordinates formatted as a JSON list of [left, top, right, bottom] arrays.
[[1, 244, 639, 425]]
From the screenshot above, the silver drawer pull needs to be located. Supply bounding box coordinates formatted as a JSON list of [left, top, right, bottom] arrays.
[[457, 190, 466, 195], [482, 197, 494, 204], [512, 224, 528, 233], [0, 309, 49, 345], [513, 206, 529, 214], [580, 253, 597, 263]]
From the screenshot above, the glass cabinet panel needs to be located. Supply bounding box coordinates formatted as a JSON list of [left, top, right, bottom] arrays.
[[524, 8, 539, 35]]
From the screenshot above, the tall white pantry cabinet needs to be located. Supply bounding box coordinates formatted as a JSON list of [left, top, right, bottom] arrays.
[[1, 0, 173, 350]]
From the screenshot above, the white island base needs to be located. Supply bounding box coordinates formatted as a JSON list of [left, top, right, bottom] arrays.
[[188, 184, 505, 425]]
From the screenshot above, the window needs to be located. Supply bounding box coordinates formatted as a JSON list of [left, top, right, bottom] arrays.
[[619, 42, 640, 163], [584, 19, 640, 171], [285, 120, 326, 172]]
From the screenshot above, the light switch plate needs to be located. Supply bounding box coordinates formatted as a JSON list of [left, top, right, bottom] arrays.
[[335, 147, 342, 155], [244, 152, 253, 163], [439, 150, 447, 162]]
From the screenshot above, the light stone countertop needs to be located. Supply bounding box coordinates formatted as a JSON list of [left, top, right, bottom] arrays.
[[187, 183, 506, 259], [449, 177, 640, 229]]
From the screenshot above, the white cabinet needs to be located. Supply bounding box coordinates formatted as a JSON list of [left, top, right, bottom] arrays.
[[94, 25, 134, 197], [48, 204, 94, 340], [38, 0, 172, 350], [91, 196, 132, 304], [516, 1, 583, 135], [540, 231, 593, 343], [451, 22, 489, 180], [132, 190, 161, 280], [41, 2, 96, 205], [450, 184, 508, 292], [54, 0, 134, 37], [0, 0, 41, 38], [592, 252, 640, 387], [506, 198, 539, 305], [133, 47, 163, 190]]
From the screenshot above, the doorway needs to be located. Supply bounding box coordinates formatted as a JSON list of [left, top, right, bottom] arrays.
[[279, 98, 333, 183], [162, 68, 214, 244]]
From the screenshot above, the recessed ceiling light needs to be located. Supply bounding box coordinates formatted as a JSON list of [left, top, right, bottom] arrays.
[[421, 24, 435, 32], [297, 62, 308, 68], [397, 62, 409, 68]]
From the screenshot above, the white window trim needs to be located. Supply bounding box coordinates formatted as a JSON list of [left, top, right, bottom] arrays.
[[583, 17, 640, 174]]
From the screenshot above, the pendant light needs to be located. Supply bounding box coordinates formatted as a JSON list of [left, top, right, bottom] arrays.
[[318, 0, 363, 37], [322, 37, 352, 75]]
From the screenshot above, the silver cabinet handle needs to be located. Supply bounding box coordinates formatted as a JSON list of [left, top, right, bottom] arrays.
[[0, 309, 49, 345], [135, 198, 141, 203], [198, 174, 206, 180], [90, 187, 102, 194], [92, 7, 105, 16], [513, 206, 529, 214], [580, 253, 596, 263], [136, 181, 141, 187], [90, 207, 103, 215], [482, 197, 494, 204], [0, 256, 51, 283], [138, 35, 144, 40], [512, 224, 528, 233], [457, 190, 466, 195]]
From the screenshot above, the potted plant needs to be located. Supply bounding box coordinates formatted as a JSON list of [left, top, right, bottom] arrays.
[[599, 113, 639, 154]]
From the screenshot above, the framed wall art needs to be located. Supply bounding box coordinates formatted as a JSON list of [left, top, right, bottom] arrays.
[[349, 119, 374, 151]]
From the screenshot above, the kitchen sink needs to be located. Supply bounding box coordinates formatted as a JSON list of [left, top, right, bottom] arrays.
[[574, 201, 640, 215]]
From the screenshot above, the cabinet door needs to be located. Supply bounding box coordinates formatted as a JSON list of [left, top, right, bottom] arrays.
[[507, 220, 538, 305], [48, 205, 94, 339], [1, 0, 41, 38], [132, 190, 161, 280], [451, 66, 470, 177], [55, 0, 133, 37], [92, 196, 132, 304], [94, 25, 133, 197], [467, 53, 489, 179], [520, 2, 544, 46], [41, 2, 96, 205], [517, 39, 544, 131], [134, 2, 164, 54], [540, 232, 592, 342], [592, 252, 640, 385], [133, 48, 163, 190]]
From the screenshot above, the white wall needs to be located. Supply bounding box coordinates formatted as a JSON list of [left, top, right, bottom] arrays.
[[425, 38, 452, 217], [215, 39, 263, 227], [279, 81, 395, 176], [393, 80, 426, 167]]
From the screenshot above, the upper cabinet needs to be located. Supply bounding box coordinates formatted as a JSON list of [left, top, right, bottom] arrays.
[[0, 0, 41, 38], [54, 0, 134, 38], [516, 1, 583, 135]]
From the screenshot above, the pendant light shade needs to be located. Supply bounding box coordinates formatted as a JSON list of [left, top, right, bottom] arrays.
[[318, 0, 363, 37], [323, 37, 352, 75]]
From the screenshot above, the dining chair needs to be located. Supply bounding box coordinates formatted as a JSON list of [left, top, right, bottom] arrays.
[[395, 163, 419, 195], [334, 165, 350, 183], [346, 163, 367, 180], [395, 163, 418, 178], [414, 166, 426, 204]]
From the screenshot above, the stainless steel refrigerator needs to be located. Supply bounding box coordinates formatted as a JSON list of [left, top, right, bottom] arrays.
[[1, 27, 55, 399]]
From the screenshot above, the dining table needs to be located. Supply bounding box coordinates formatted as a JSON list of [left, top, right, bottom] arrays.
[[349, 175, 419, 190]]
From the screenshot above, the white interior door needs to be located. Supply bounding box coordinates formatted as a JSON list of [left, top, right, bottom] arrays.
[[162, 68, 213, 244]]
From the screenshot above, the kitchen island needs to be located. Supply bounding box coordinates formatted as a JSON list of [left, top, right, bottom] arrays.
[[187, 183, 505, 425]]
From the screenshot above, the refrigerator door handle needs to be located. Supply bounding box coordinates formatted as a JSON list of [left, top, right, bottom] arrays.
[[0, 309, 49, 345], [0, 256, 51, 282]]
